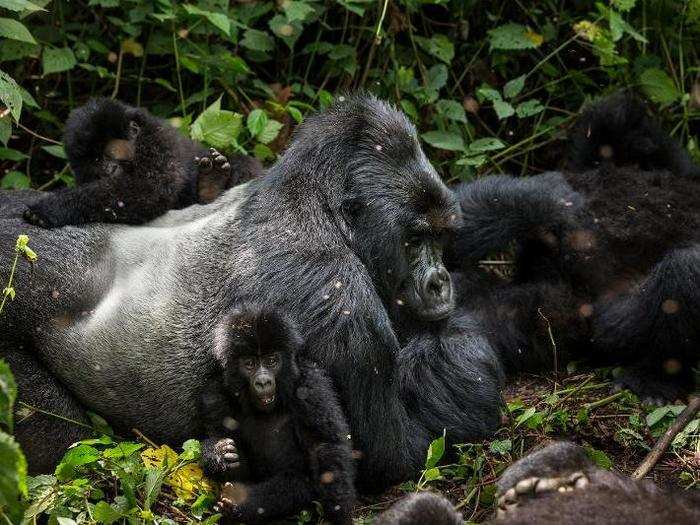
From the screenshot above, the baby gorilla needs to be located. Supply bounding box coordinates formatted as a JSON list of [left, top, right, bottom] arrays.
[[199, 305, 355, 524], [23, 98, 262, 227]]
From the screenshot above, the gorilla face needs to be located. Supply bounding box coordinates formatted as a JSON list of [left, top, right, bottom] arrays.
[[337, 98, 463, 322]]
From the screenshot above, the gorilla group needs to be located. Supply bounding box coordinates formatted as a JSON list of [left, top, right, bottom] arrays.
[[377, 441, 700, 524], [0, 93, 503, 495], [449, 92, 700, 402]]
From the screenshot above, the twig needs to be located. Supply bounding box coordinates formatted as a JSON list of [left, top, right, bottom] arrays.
[[537, 308, 558, 380], [15, 121, 62, 145], [583, 390, 626, 411], [632, 396, 700, 479], [132, 427, 159, 448], [110, 47, 124, 99]]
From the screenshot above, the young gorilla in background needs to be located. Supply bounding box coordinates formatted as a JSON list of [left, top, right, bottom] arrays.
[[448, 92, 700, 402], [377, 441, 700, 524], [23, 98, 262, 227], [198, 304, 355, 525]]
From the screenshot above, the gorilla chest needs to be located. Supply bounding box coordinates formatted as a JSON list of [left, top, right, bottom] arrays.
[[239, 414, 305, 478]]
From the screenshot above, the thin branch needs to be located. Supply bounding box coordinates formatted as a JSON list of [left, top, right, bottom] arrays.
[[632, 396, 700, 479]]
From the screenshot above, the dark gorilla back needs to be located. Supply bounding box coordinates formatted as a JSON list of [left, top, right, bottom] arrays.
[[0, 94, 503, 491]]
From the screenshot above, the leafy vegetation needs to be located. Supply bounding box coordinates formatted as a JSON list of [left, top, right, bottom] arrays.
[[1, 0, 699, 523]]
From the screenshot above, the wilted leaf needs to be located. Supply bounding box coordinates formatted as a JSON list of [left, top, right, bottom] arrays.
[[141, 444, 213, 502]]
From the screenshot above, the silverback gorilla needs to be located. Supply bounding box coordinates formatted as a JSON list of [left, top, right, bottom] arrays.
[[377, 441, 700, 524], [0, 94, 503, 492]]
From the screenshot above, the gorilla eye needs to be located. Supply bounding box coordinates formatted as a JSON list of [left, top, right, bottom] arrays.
[[242, 358, 255, 370], [265, 355, 278, 367]]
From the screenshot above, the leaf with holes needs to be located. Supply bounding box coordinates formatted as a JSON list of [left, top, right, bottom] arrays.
[[0, 69, 22, 121]]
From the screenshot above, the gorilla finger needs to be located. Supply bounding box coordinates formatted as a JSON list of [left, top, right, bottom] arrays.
[[223, 453, 239, 462]]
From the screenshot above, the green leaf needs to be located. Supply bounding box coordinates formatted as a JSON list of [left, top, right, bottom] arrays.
[[55, 444, 101, 480], [0, 0, 45, 12], [425, 64, 448, 91], [93, 501, 123, 525], [240, 29, 274, 52], [0, 69, 22, 121], [0, 359, 17, 432], [435, 99, 467, 123], [253, 143, 274, 161], [503, 75, 526, 99], [283, 1, 315, 22], [57, 518, 78, 525], [515, 406, 537, 427], [247, 108, 268, 137], [415, 34, 454, 64], [0, 147, 26, 161], [0, 170, 29, 189], [493, 99, 515, 119], [639, 68, 680, 104], [584, 445, 613, 470], [41, 145, 67, 159], [257, 119, 283, 144], [43, 47, 77, 76], [0, 432, 27, 524], [612, 0, 636, 11], [182, 4, 230, 35], [421, 130, 464, 151], [423, 466, 442, 481], [287, 105, 303, 124], [0, 17, 36, 44], [468, 137, 506, 153], [425, 430, 446, 469], [476, 86, 501, 102], [179, 439, 202, 461], [103, 442, 144, 459], [646, 405, 672, 427], [143, 468, 166, 511], [488, 23, 542, 51], [191, 98, 243, 151], [489, 438, 512, 455], [516, 99, 545, 118]]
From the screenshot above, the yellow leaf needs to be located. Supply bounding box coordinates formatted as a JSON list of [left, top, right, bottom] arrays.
[[525, 30, 543, 47], [121, 39, 143, 57], [140, 445, 214, 502]]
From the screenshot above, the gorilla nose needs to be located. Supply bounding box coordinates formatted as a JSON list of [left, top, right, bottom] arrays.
[[423, 267, 451, 303], [254, 375, 274, 393]]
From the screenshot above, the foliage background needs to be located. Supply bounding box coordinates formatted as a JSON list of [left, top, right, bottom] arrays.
[[1, 0, 699, 190], [1, 0, 699, 523]]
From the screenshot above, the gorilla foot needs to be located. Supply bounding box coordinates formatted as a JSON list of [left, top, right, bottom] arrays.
[[196, 147, 232, 204], [23, 207, 50, 228], [496, 471, 589, 519]]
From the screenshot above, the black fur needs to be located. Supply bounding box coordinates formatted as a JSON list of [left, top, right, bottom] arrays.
[[22, 98, 262, 227], [374, 492, 462, 525], [0, 94, 503, 490], [449, 93, 700, 401], [198, 305, 354, 524]]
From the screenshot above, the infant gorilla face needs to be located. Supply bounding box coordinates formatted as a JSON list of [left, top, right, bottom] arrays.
[[237, 352, 282, 412]]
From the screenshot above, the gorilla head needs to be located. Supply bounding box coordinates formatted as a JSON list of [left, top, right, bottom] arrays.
[[285, 94, 463, 323]]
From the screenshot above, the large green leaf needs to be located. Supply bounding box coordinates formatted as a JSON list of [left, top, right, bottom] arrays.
[[282, 1, 315, 22], [182, 4, 230, 36], [639, 68, 680, 104], [0, 17, 36, 44], [0, 359, 17, 432], [0, 432, 27, 524], [0, 0, 45, 12], [191, 98, 243, 151], [415, 34, 454, 64], [488, 23, 542, 51], [240, 29, 274, 52], [42, 47, 77, 76], [421, 130, 465, 152], [0, 69, 22, 121], [55, 444, 101, 480], [257, 119, 283, 144]]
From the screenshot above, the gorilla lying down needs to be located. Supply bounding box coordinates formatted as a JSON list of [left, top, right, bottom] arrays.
[[199, 305, 355, 524], [1, 93, 503, 496], [22, 97, 262, 227], [377, 441, 700, 524], [449, 92, 700, 402]]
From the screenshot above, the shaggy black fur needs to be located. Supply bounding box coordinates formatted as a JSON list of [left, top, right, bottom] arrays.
[[379, 442, 700, 525], [22, 98, 262, 227], [198, 305, 354, 524], [0, 94, 503, 491], [449, 93, 700, 402]]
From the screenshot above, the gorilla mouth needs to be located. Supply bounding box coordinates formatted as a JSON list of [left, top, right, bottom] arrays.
[[259, 395, 275, 406]]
